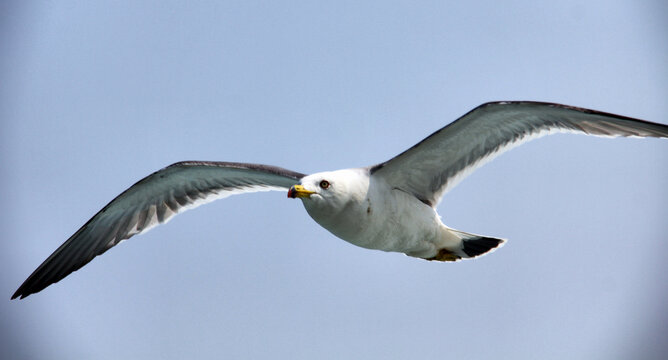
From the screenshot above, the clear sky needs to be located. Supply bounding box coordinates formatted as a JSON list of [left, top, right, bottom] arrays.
[[2, 1, 667, 359]]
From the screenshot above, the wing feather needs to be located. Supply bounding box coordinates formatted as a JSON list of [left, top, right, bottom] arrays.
[[371, 101, 668, 206], [12, 161, 305, 299]]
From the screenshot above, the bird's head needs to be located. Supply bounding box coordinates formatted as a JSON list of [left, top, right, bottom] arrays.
[[288, 169, 369, 227]]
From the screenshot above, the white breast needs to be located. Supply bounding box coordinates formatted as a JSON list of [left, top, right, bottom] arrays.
[[304, 171, 445, 256]]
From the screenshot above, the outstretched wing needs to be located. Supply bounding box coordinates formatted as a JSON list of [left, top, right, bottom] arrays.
[[370, 101, 668, 206], [12, 161, 305, 299]]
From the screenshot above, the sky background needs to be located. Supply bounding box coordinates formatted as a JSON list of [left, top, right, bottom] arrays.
[[2, 1, 667, 359]]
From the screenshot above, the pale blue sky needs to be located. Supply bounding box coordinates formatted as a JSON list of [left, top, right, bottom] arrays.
[[2, 1, 667, 359]]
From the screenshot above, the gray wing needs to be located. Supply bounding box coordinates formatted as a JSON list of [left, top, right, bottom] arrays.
[[370, 101, 668, 206], [12, 161, 305, 299]]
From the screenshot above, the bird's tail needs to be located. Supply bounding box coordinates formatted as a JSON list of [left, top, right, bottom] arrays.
[[427, 228, 505, 262]]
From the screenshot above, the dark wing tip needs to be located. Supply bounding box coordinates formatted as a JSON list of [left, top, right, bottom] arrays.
[[12, 278, 44, 300], [12, 289, 33, 300], [12, 270, 45, 300], [11, 256, 90, 300]]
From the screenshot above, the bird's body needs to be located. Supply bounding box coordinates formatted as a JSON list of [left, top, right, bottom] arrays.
[[302, 169, 443, 256], [298, 169, 488, 260], [12, 101, 668, 299]]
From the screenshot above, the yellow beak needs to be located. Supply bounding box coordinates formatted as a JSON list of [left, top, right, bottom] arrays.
[[288, 185, 315, 199]]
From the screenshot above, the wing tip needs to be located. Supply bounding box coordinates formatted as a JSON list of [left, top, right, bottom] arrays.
[[11, 286, 31, 300], [11, 276, 49, 300]]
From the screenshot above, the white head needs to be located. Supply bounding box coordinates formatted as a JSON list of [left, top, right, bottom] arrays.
[[287, 168, 370, 231]]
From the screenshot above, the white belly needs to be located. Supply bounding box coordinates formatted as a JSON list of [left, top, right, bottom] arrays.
[[356, 188, 444, 256], [304, 175, 446, 257]]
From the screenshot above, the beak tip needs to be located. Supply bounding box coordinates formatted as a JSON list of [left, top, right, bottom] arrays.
[[288, 184, 313, 199]]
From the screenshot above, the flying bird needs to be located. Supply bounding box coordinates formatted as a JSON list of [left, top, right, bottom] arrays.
[[12, 101, 668, 299]]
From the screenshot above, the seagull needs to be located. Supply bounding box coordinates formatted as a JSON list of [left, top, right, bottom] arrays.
[[12, 101, 668, 299]]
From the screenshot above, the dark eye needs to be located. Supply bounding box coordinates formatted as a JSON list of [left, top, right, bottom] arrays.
[[319, 180, 330, 189]]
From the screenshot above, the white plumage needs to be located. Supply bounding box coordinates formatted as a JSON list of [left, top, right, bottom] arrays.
[[12, 101, 668, 299]]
